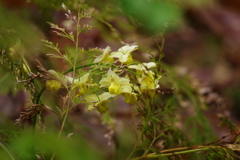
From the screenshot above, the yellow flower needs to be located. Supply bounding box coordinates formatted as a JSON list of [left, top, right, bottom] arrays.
[[48, 70, 68, 88], [128, 62, 160, 97], [85, 92, 115, 114], [99, 69, 130, 95], [128, 62, 156, 75], [46, 70, 67, 91], [122, 92, 138, 104], [137, 71, 161, 98], [108, 82, 121, 94], [93, 46, 113, 63], [46, 80, 61, 91], [120, 82, 138, 104], [110, 45, 138, 64], [70, 73, 92, 96], [100, 70, 138, 103]]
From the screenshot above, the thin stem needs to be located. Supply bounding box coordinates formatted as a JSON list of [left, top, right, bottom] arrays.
[[130, 144, 237, 160], [142, 98, 153, 156], [51, 10, 81, 160], [152, 33, 165, 63], [131, 147, 209, 160], [31, 87, 45, 159], [163, 146, 209, 154], [143, 122, 157, 156], [126, 104, 145, 160], [126, 129, 144, 160], [63, 62, 140, 76], [0, 142, 15, 160], [32, 86, 45, 132], [49, 111, 69, 160], [127, 97, 154, 159]]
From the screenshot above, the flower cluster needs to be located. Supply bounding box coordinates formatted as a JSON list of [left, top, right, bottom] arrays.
[[45, 45, 161, 114], [128, 62, 161, 98]]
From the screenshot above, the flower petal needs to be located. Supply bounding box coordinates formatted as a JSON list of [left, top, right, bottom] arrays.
[[93, 46, 113, 63], [109, 51, 123, 59], [122, 93, 138, 104], [85, 94, 99, 102], [118, 45, 138, 55], [79, 73, 90, 83], [99, 92, 115, 101], [46, 80, 61, 91], [143, 62, 156, 69]]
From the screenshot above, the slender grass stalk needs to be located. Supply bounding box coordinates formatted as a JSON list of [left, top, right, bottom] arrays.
[[50, 9, 81, 160], [31, 87, 45, 159], [0, 142, 15, 160], [131, 148, 208, 160], [130, 145, 234, 160], [126, 129, 144, 160], [32, 86, 45, 132], [127, 98, 152, 160], [143, 122, 157, 156]]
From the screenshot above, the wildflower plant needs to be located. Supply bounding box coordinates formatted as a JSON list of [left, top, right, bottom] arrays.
[[1, 1, 240, 160], [39, 4, 161, 116], [38, 3, 170, 159]]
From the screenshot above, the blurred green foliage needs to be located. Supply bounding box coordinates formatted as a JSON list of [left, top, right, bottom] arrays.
[[0, 0, 239, 160], [7, 129, 103, 160], [121, 0, 183, 33], [0, 6, 42, 50]]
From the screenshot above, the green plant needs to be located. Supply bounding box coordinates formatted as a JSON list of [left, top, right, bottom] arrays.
[[1, 1, 240, 160]]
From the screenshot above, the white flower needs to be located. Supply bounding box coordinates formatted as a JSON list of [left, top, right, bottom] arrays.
[[85, 92, 115, 113], [137, 71, 161, 97], [68, 73, 92, 96], [110, 45, 138, 64], [93, 46, 113, 63], [99, 69, 130, 95], [128, 62, 156, 74]]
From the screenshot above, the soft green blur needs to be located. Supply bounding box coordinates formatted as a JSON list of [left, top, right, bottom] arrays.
[[8, 128, 103, 160], [121, 0, 183, 33], [0, 5, 43, 51]]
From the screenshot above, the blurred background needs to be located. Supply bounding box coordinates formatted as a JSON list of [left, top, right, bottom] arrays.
[[1, 0, 240, 159]]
